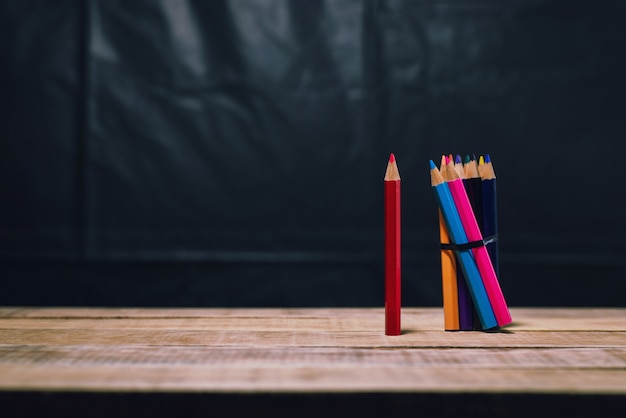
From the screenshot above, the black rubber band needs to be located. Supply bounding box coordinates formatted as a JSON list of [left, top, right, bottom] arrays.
[[440, 234, 498, 251]]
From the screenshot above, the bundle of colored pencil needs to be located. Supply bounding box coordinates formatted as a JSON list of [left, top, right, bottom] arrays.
[[430, 154, 511, 331]]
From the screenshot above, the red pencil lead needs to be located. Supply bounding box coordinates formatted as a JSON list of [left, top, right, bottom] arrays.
[[389, 153, 396, 163]]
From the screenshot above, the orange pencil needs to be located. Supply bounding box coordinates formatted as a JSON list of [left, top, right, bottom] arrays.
[[439, 209, 460, 331], [443, 155, 476, 330], [439, 155, 459, 330], [384, 153, 401, 335]]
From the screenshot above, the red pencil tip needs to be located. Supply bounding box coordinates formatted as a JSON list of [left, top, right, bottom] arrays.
[[389, 153, 395, 163]]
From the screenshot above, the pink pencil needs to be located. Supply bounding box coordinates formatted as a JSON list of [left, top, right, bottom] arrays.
[[443, 160, 512, 327]]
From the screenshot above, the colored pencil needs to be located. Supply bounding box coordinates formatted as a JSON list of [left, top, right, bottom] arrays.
[[441, 156, 470, 331], [384, 153, 401, 336], [479, 154, 499, 278], [443, 162, 512, 327], [439, 208, 460, 331], [462, 155, 483, 330], [453, 154, 464, 179], [430, 160, 498, 330]]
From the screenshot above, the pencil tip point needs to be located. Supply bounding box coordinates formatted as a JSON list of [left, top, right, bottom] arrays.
[[485, 154, 491, 163], [429, 160, 436, 170], [455, 154, 462, 164], [389, 153, 395, 163]]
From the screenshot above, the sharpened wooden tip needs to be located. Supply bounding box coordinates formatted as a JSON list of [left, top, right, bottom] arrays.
[[430, 160, 444, 186], [385, 155, 400, 181], [480, 156, 496, 180], [464, 158, 480, 179], [443, 159, 459, 180], [454, 154, 465, 179]]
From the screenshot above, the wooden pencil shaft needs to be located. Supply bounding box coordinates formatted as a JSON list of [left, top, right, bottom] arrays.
[[384, 156, 401, 336], [457, 267, 475, 330], [482, 178, 499, 277], [464, 177, 483, 231], [461, 173, 482, 330], [385, 181, 401, 336], [439, 211, 459, 331]]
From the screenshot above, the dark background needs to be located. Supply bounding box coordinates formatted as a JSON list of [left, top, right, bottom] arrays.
[[1, 0, 625, 308]]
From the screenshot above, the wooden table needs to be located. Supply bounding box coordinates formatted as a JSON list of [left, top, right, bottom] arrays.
[[1, 307, 625, 417]]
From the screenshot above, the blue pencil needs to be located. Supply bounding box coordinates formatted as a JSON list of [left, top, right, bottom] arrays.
[[430, 160, 498, 330]]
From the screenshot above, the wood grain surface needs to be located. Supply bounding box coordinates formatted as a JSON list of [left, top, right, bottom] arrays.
[[3, 307, 626, 417], [1, 307, 625, 395]]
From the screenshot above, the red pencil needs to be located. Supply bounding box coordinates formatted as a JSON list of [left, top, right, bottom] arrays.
[[384, 153, 401, 335]]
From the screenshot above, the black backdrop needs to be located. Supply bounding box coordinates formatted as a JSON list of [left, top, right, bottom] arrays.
[[1, 0, 625, 308]]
